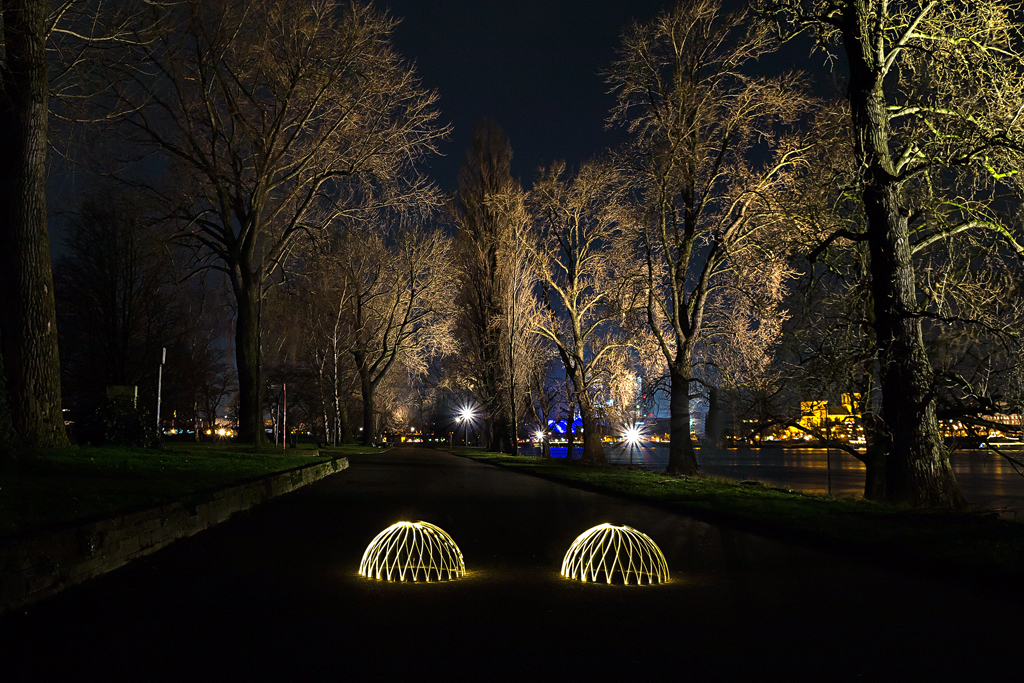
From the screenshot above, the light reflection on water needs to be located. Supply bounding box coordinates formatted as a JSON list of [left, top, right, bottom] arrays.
[[518, 443, 1024, 515]]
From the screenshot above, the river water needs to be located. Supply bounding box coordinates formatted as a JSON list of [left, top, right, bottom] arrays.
[[518, 443, 1024, 517]]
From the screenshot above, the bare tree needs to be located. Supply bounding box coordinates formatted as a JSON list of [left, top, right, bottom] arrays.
[[452, 119, 521, 452], [0, 1, 65, 448], [524, 351, 562, 458], [492, 188, 538, 455], [760, 0, 1024, 507], [526, 160, 638, 465], [607, 0, 811, 475], [54, 188, 178, 419], [293, 254, 360, 446], [110, 0, 446, 445], [707, 285, 794, 439], [594, 343, 652, 434], [0, 0, 159, 450], [337, 221, 457, 446]]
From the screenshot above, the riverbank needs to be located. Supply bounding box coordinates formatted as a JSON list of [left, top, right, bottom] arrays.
[[520, 442, 1024, 516], [447, 447, 1024, 586]]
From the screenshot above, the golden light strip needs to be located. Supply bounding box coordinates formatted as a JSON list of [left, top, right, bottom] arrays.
[[560, 523, 670, 585], [358, 521, 466, 582]]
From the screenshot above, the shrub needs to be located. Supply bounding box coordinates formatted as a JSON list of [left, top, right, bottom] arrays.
[[78, 398, 161, 448]]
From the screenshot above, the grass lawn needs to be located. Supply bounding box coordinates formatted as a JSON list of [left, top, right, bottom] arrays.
[[0, 442, 381, 539], [446, 447, 1024, 582]]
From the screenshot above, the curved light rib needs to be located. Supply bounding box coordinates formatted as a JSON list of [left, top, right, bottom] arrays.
[[358, 521, 466, 582], [561, 523, 669, 585]]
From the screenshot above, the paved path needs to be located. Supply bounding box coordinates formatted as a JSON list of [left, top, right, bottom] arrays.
[[1, 448, 1016, 680]]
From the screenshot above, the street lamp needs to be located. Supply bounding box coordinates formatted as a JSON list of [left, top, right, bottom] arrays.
[[457, 406, 476, 447], [622, 423, 644, 465], [623, 424, 643, 446]]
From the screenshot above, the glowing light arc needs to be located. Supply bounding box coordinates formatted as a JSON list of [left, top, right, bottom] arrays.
[[561, 523, 670, 585], [358, 521, 466, 582]]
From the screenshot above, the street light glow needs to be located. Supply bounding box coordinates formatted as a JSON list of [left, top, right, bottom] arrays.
[[534, 430, 546, 442], [455, 404, 478, 447], [623, 424, 643, 446]]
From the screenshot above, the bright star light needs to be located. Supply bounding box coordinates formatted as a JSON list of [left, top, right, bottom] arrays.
[[622, 424, 643, 445]]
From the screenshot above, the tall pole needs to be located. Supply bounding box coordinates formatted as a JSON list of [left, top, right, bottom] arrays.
[[156, 347, 166, 428], [282, 383, 287, 451]]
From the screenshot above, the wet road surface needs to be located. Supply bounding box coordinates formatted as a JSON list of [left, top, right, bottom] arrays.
[[1, 448, 1018, 680]]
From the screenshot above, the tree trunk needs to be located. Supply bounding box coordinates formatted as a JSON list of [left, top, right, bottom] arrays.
[[357, 360, 375, 446], [565, 399, 577, 461], [489, 416, 511, 453], [528, 388, 551, 458], [866, 186, 964, 507], [337, 400, 352, 444], [322, 407, 329, 446], [506, 415, 519, 455], [578, 394, 607, 465], [858, 414, 886, 500], [703, 386, 724, 449], [331, 344, 353, 445], [863, 446, 886, 501], [666, 364, 700, 475], [507, 315, 519, 456], [0, 1, 69, 449], [0, 343, 15, 456], [842, 5, 965, 509], [560, 359, 606, 465], [232, 264, 263, 446]]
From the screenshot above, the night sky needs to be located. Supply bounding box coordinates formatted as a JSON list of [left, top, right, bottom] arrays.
[[47, 0, 820, 249], [381, 0, 733, 192]]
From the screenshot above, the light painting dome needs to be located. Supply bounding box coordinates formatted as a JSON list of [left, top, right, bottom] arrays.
[[561, 523, 669, 585], [358, 521, 466, 582]]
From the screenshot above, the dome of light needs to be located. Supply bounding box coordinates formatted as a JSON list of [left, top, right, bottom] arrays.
[[358, 521, 466, 582], [561, 523, 669, 585]]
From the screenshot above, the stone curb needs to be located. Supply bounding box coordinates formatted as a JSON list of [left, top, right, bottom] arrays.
[[0, 456, 349, 615]]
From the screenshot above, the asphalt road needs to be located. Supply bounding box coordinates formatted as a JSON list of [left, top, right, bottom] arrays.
[[1, 448, 1017, 681]]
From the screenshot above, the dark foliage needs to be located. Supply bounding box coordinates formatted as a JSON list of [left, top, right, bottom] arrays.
[[76, 397, 161, 448]]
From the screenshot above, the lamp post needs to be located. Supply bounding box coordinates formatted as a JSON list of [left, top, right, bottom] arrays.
[[268, 383, 286, 447], [156, 347, 166, 429], [458, 406, 475, 447], [535, 429, 548, 458]]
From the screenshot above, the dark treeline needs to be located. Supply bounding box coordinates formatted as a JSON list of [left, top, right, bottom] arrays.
[[1, 0, 1023, 509]]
